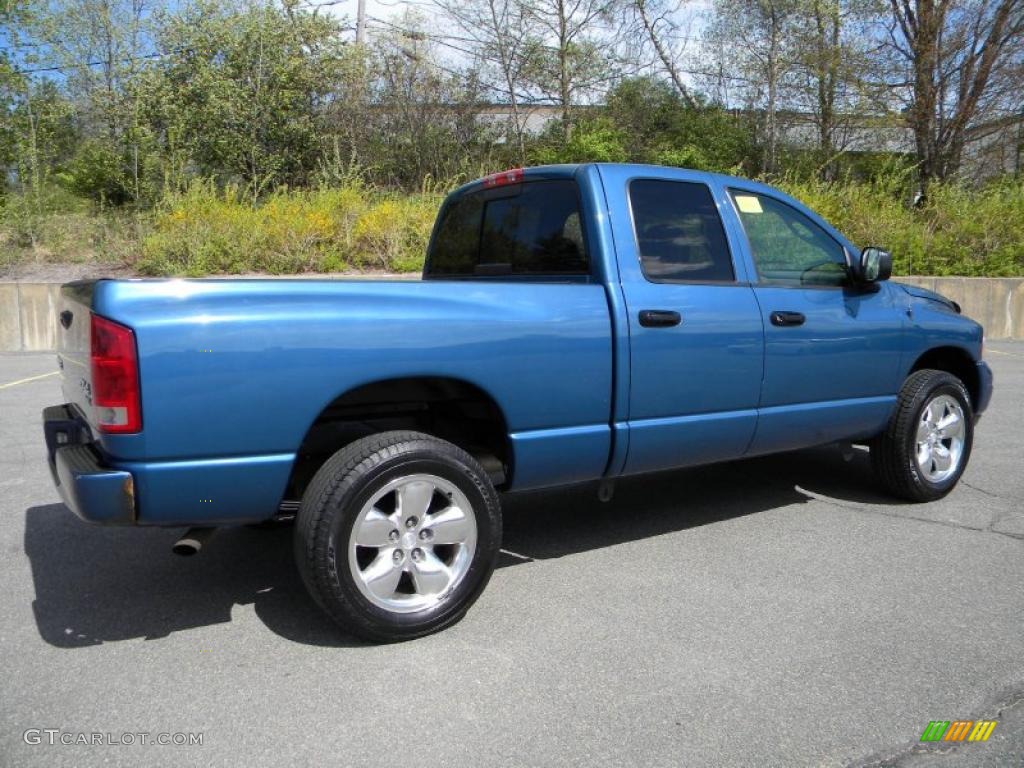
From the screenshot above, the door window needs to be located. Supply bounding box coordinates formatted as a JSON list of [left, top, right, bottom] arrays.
[[629, 180, 735, 283], [729, 190, 848, 287]]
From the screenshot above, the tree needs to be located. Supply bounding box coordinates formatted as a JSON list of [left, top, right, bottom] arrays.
[[520, 0, 625, 138], [626, 0, 698, 107], [704, 0, 801, 173], [4, 80, 77, 246], [433, 0, 540, 161], [143, 0, 345, 198], [886, 0, 1024, 190], [359, 14, 499, 188], [2, 0, 33, 190], [605, 76, 754, 170], [788, 0, 883, 179], [30, 0, 153, 200]]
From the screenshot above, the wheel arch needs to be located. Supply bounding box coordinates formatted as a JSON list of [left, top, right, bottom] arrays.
[[907, 346, 980, 410], [285, 376, 512, 503]]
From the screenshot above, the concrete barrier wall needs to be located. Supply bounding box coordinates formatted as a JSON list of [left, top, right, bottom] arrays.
[[1, 282, 61, 353], [1, 277, 1022, 353], [895, 277, 1024, 341]]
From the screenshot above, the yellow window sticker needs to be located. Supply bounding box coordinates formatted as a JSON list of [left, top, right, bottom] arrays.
[[735, 195, 763, 214]]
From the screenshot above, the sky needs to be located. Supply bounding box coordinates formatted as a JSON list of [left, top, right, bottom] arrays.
[[323, 0, 713, 62], [318, 0, 716, 99], [1, 0, 715, 98]]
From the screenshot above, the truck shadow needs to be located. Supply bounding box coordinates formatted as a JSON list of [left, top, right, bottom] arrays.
[[24, 444, 891, 649]]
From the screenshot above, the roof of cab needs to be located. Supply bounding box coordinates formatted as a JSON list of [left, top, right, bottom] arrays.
[[449, 162, 772, 198], [448, 164, 581, 198]]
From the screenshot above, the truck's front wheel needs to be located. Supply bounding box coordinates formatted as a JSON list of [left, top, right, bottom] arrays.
[[871, 369, 974, 502], [295, 431, 501, 642]]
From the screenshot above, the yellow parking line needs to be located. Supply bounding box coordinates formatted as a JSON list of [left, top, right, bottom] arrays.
[[0, 371, 59, 390], [986, 348, 1024, 358]]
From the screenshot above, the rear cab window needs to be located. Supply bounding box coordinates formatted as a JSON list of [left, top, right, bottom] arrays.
[[426, 179, 589, 278]]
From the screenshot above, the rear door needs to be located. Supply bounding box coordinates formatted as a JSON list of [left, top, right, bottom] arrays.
[[598, 166, 765, 476]]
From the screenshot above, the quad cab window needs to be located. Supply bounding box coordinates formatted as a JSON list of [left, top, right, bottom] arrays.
[[629, 180, 735, 283]]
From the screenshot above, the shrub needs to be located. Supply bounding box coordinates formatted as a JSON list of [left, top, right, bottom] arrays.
[[60, 139, 134, 205], [531, 120, 628, 165], [5, 172, 1024, 278], [653, 145, 711, 171], [138, 181, 441, 276], [0, 184, 143, 271], [775, 174, 1024, 276], [352, 196, 438, 272]]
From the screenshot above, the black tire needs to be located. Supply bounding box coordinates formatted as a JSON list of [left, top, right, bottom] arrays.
[[294, 430, 502, 642], [871, 369, 974, 502]]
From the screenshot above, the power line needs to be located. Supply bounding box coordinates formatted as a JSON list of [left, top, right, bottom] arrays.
[[10, 51, 164, 77], [364, 13, 754, 92]]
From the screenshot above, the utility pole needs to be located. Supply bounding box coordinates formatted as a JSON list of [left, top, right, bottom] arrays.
[[356, 0, 366, 43]]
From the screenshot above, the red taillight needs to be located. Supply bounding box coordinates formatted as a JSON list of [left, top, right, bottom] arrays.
[[90, 313, 141, 433], [482, 168, 524, 188]]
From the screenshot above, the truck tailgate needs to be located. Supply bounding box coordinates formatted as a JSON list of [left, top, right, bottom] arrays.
[[56, 281, 97, 425]]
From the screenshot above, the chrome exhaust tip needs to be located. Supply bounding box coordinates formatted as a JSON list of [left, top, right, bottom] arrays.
[[172, 527, 216, 556]]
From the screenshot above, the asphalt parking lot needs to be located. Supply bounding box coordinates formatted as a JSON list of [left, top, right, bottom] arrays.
[[1, 347, 1022, 768]]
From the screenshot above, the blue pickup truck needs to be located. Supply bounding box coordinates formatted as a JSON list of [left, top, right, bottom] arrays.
[[44, 163, 992, 641]]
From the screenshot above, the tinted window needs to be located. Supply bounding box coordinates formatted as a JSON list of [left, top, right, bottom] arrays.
[[428, 180, 588, 277], [430, 193, 483, 274], [729, 190, 848, 287], [629, 180, 734, 282]]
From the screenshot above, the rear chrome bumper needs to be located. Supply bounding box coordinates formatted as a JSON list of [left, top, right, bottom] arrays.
[[43, 404, 135, 525]]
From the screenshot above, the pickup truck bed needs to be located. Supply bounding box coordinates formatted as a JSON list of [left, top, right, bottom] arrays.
[[51, 278, 614, 524]]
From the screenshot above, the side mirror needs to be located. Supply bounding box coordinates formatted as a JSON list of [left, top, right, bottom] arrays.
[[860, 246, 892, 283]]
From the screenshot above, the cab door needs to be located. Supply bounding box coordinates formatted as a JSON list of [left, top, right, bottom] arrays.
[[722, 185, 905, 455], [597, 166, 765, 476]]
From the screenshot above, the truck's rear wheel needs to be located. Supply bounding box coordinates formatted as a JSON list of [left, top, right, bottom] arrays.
[[294, 431, 501, 642], [871, 369, 974, 502]]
